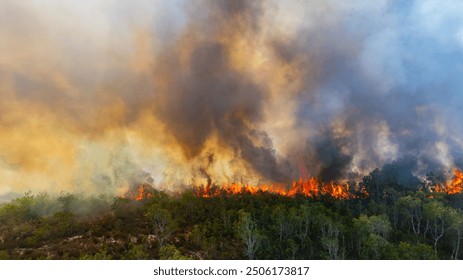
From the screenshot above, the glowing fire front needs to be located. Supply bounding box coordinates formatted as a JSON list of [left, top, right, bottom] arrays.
[[122, 169, 463, 201], [196, 177, 366, 200], [198, 168, 463, 200], [434, 169, 463, 195], [124, 184, 154, 201]]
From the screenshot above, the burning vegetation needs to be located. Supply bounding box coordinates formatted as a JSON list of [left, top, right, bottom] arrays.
[[434, 169, 463, 195], [117, 167, 463, 202], [1, 165, 463, 260], [196, 178, 363, 200], [123, 184, 154, 201], [194, 168, 463, 200], [1, 1, 463, 199], [117, 167, 463, 203], [1, 0, 463, 261]]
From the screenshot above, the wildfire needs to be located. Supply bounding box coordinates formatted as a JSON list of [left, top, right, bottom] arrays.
[[434, 168, 463, 195], [122, 169, 463, 202], [196, 177, 366, 200], [124, 183, 154, 201]]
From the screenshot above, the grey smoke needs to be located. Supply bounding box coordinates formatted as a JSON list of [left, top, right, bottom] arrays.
[[1, 0, 463, 195]]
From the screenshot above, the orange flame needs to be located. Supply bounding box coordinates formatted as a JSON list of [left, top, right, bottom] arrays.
[[433, 168, 463, 195], [196, 177, 367, 200], [124, 183, 154, 201]]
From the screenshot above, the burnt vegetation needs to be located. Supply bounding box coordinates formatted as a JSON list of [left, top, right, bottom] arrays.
[[1, 167, 463, 260]]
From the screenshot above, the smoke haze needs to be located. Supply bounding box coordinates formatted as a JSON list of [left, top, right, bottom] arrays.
[[1, 0, 462, 195]]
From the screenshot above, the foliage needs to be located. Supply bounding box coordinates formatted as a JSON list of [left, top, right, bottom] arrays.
[[159, 245, 190, 260], [236, 210, 261, 260], [123, 242, 148, 260], [1, 169, 463, 259], [80, 248, 113, 260], [0, 250, 9, 260]]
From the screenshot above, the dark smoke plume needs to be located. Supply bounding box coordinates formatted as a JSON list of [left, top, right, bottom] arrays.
[[1, 0, 463, 195]]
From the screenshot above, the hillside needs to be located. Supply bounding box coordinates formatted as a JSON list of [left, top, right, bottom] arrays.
[[1, 169, 462, 260]]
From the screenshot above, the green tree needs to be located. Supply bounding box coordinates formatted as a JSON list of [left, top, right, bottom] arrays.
[[159, 245, 190, 260], [80, 248, 112, 260], [447, 207, 463, 259], [396, 242, 435, 260], [423, 200, 447, 254], [236, 209, 261, 260], [382, 242, 436, 260], [0, 191, 38, 224], [353, 214, 391, 259], [320, 216, 343, 260], [396, 195, 423, 235], [57, 193, 76, 213], [146, 204, 176, 247], [0, 250, 9, 260], [123, 242, 148, 260]]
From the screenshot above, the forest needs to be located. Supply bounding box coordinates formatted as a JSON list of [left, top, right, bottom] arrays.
[[1, 166, 463, 260]]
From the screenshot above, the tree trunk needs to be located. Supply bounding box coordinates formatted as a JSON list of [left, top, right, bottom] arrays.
[[432, 219, 445, 255], [455, 229, 461, 260]]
